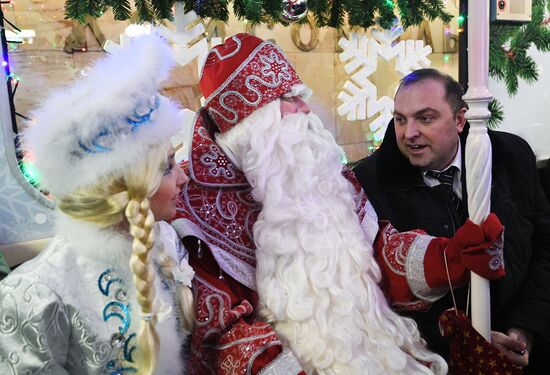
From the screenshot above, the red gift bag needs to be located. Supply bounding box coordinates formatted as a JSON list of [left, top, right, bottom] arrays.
[[439, 309, 523, 375]]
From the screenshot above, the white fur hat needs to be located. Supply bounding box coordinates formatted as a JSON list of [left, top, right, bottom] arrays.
[[23, 34, 184, 198]]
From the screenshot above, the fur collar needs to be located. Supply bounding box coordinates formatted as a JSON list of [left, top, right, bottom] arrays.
[[55, 211, 135, 270]]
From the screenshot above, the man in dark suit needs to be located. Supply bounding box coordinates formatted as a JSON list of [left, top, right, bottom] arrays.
[[353, 69, 550, 371]]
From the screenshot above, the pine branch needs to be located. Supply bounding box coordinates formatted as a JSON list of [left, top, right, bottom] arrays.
[[105, 0, 132, 20], [420, 0, 452, 23], [531, 0, 545, 23], [263, 0, 283, 24], [377, 0, 397, 30], [359, 5, 376, 30], [489, 50, 506, 81], [65, 0, 91, 23], [181, 0, 196, 14], [394, 0, 450, 28], [504, 62, 520, 95], [488, 98, 504, 129], [213, 0, 230, 22], [396, 0, 423, 27], [233, 0, 247, 20], [135, 0, 154, 22], [344, 0, 367, 29], [244, 0, 264, 25], [328, 0, 345, 29], [307, 0, 329, 27], [489, 0, 550, 96], [532, 27, 550, 52], [514, 52, 538, 83], [152, 0, 175, 21], [88, 0, 107, 18], [192, 0, 229, 22], [489, 24, 514, 81], [510, 26, 532, 52]]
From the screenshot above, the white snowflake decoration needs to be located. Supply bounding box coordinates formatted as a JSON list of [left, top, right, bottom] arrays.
[[102, 2, 227, 73], [338, 28, 432, 141]]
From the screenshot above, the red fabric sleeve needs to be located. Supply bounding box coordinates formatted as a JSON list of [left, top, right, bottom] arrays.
[[375, 221, 434, 311], [374, 214, 505, 312]]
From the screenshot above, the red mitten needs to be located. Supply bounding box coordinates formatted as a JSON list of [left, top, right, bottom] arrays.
[[457, 213, 505, 280], [425, 213, 505, 288]]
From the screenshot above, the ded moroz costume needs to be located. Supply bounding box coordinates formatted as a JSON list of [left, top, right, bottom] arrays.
[[172, 33, 450, 375]]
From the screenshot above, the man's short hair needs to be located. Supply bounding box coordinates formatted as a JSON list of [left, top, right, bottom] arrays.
[[396, 68, 467, 116]]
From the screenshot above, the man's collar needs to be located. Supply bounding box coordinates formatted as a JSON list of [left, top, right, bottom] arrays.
[[421, 139, 462, 177]]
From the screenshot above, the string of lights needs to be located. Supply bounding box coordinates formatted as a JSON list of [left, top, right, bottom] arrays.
[[1, 1, 42, 189]]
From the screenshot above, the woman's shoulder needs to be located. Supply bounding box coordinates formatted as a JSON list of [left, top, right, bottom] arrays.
[[3, 236, 71, 283], [1, 236, 121, 307]]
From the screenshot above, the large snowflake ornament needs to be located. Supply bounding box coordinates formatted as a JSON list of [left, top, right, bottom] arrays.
[[104, 4, 214, 70], [338, 28, 432, 141]]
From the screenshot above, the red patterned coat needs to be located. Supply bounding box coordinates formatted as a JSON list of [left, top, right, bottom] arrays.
[[172, 112, 306, 374]]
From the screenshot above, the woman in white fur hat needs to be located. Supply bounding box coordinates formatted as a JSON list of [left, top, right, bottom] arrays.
[[0, 34, 194, 374]]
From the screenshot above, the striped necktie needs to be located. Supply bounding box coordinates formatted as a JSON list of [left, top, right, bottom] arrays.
[[426, 166, 461, 212]]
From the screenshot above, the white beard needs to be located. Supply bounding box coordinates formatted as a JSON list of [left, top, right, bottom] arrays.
[[216, 100, 447, 375]]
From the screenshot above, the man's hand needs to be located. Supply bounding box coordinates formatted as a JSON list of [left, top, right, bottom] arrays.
[[491, 328, 533, 367]]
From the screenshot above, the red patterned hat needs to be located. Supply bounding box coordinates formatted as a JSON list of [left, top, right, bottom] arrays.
[[187, 33, 309, 187], [200, 33, 307, 133]]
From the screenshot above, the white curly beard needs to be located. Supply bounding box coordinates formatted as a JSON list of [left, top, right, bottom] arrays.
[[216, 100, 447, 375]]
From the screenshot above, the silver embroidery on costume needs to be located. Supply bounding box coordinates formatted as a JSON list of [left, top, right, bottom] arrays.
[[487, 228, 505, 271], [256, 347, 303, 375], [406, 235, 449, 302]]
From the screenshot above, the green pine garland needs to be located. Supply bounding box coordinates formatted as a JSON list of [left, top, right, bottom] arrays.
[[64, 0, 176, 23], [109, 0, 133, 20], [64, 0, 451, 28], [65, 0, 106, 23], [64, 0, 550, 129], [489, 0, 550, 96]]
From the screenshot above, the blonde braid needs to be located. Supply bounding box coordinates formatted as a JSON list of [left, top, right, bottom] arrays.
[[156, 246, 195, 334], [126, 198, 159, 375], [55, 144, 170, 374]]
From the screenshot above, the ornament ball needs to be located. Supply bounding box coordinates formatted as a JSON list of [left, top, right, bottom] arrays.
[[280, 0, 308, 23]]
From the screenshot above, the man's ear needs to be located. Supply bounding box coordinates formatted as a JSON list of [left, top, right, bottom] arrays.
[[455, 107, 467, 133]]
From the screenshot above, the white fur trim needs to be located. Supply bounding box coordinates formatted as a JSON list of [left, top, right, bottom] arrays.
[[23, 33, 184, 198], [282, 84, 312, 100]]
